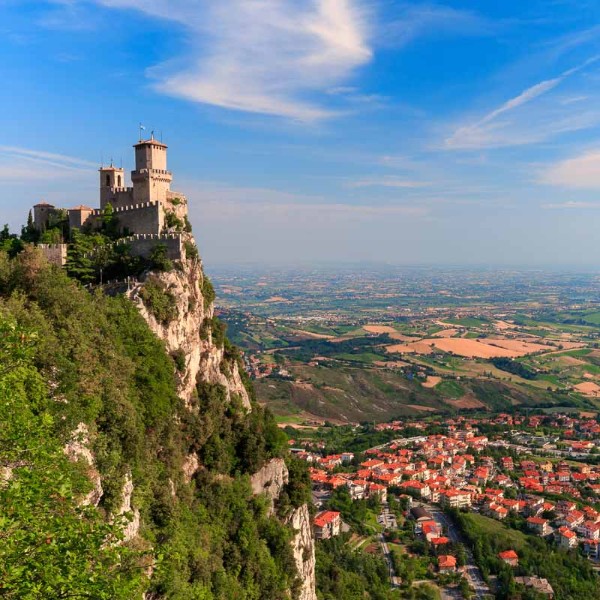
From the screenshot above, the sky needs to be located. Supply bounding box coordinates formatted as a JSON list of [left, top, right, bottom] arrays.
[[3, 0, 600, 266]]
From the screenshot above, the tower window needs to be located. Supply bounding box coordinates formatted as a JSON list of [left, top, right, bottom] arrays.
[[117, 175, 122, 187], [105, 174, 110, 186]]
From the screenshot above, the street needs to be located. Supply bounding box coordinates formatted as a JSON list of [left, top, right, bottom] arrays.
[[422, 503, 492, 600]]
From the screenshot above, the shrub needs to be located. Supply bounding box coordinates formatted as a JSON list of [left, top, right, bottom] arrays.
[[172, 349, 186, 372], [201, 274, 215, 310], [184, 240, 198, 260], [150, 243, 173, 272], [139, 277, 178, 324]]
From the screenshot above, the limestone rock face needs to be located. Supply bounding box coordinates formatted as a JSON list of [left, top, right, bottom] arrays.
[[250, 458, 289, 516], [250, 459, 317, 599], [117, 472, 141, 542], [129, 235, 250, 409], [287, 504, 317, 600], [63, 422, 103, 507]]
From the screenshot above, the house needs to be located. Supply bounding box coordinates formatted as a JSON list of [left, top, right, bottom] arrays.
[[368, 483, 387, 503], [422, 520, 443, 542], [579, 521, 600, 540], [313, 511, 342, 540], [515, 576, 554, 598], [437, 555, 457, 573], [400, 480, 430, 498], [527, 517, 551, 536], [556, 526, 577, 549], [439, 489, 471, 509], [582, 539, 600, 560], [410, 506, 433, 523], [431, 536, 451, 550], [498, 549, 519, 567]]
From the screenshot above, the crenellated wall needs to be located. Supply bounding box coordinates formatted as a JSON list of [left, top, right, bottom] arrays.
[[115, 233, 184, 261]]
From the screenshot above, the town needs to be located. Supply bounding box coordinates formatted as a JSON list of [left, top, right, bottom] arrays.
[[294, 411, 600, 598]]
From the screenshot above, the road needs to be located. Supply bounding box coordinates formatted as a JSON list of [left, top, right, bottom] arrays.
[[422, 503, 492, 600], [377, 504, 401, 587]]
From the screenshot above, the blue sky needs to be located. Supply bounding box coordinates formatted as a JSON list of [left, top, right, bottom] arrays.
[[3, 0, 600, 266]]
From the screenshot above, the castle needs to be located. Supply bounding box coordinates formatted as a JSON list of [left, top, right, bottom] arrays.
[[33, 134, 189, 264]]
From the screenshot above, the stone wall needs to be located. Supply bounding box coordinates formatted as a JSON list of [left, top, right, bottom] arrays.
[[88, 201, 163, 235], [116, 233, 184, 261], [39, 243, 68, 266]]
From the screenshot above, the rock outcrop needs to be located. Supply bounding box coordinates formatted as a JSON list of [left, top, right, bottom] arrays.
[[129, 236, 250, 409], [250, 458, 317, 600], [63, 423, 103, 507], [250, 458, 289, 516], [288, 504, 317, 600], [116, 472, 140, 542]]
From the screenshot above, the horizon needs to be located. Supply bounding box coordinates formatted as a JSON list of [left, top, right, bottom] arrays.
[[3, 1, 600, 266]]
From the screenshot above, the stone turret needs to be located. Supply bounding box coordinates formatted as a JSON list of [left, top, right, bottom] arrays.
[[131, 134, 173, 204]]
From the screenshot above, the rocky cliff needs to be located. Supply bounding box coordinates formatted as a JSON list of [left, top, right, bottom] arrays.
[[129, 236, 250, 409], [129, 234, 316, 599], [250, 458, 317, 600]]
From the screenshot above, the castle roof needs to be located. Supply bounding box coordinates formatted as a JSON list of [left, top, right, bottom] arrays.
[[99, 165, 124, 171], [34, 201, 54, 207], [69, 205, 94, 211], [134, 137, 167, 148]]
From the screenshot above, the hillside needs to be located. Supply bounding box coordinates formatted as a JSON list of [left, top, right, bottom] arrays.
[[0, 239, 315, 599], [255, 361, 570, 423]]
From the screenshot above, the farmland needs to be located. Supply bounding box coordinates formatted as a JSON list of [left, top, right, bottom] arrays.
[[211, 265, 600, 423]]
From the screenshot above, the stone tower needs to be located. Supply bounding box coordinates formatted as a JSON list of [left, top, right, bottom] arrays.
[[99, 164, 126, 209], [131, 134, 172, 204]]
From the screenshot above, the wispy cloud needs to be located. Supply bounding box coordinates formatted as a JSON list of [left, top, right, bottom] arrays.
[[0, 145, 96, 169], [542, 200, 600, 209], [0, 145, 95, 182], [347, 176, 429, 189], [538, 149, 600, 189], [380, 3, 496, 48], [445, 56, 600, 149], [90, 0, 373, 121]]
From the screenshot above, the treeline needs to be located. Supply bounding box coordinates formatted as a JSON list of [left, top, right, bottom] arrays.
[[491, 357, 538, 380]]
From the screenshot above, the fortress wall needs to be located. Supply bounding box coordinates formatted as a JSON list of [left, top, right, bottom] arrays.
[[39, 243, 68, 266], [116, 202, 162, 235], [88, 202, 162, 235], [116, 234, 183, 260]]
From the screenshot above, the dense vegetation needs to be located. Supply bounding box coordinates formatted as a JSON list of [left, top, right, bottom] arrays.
[[451, 510, 600, 600], [316, 534, 400, 600], [491, 357, 538, 380], [0, 246, 307, 599]]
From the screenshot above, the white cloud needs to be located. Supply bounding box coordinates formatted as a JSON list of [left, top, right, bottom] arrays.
[[445, 56, 600, 150], [92, 0, 373, 121], [538, 150, 600, 189]]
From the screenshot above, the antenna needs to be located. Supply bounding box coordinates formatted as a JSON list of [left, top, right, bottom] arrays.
[[101, 153, 103, 168]]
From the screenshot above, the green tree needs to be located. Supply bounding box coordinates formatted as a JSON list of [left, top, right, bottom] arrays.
[[0, 318, 145, 599]]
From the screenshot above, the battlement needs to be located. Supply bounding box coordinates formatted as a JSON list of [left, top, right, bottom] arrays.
[[115, 233, 182, 243], [115, 233, 185, 261], [132, 168, 172, 178], [91, 201, 160, 216]]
